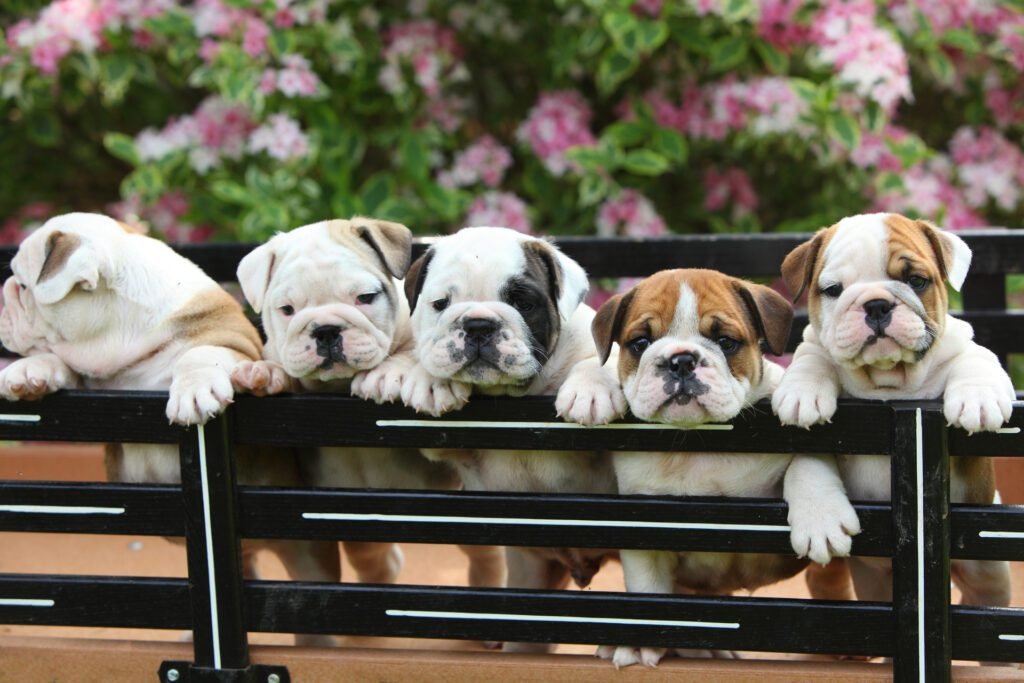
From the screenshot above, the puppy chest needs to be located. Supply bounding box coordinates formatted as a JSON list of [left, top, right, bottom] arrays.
[[614, 452, 790, 497], [470, 450, 616, 494]]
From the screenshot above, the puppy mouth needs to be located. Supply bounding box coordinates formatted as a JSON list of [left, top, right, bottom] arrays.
[[316, 342, 347, 369]]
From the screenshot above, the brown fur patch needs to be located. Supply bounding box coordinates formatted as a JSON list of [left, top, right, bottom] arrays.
[[884, 214, 949, 329], [116, 220, 147, 235], [328, 217, 413, 279], [36, 231, 81, 285], [953, 456, 996, 505], [781, 227, 836, 325], [171, 288, 263, 361]]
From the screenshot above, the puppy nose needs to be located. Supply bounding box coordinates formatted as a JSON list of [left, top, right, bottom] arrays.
[[668, 352, 698, 378], [311, 324, 341, 344], [463, 318, 498, 345], [863, 299, 894, 322]]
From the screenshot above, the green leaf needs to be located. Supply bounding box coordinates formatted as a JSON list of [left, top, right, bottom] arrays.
[[671, 22, 713, 54], [863, 101, 886, 134], [651, 126, 688, 164], [100, 54, 136, 105], [941, 28, 981, 53], [753, 40, 789, 74], [623, 149, 670, 176], [602, 11, 641, 56], [120, 166, 164, 203], [359, 173, 394, 214], [217, 70, 255, 104], [375, 197, 421, 226], [826, 111, 861, 150], [596, 49, 638, 95], [789, 78, 818, 103], [103, 132, 139, 165], [400, 132, 429, 181], [421, 182, 464, 221], [886, 135, 929, 169], [269, 28, 294, 58], [578, 174, 612, 208], [926, 50, 954, 87], [578, 26, 607, 57], [722, 0, 756, 21], [876, 172, 904, 193], [26, 112, 60, 147], [634, 20, 669, 55], [601, 121, 649, 148], [708, 37, 748, 73], [566, 145, 615, 171], [211, 180, 253, 205]]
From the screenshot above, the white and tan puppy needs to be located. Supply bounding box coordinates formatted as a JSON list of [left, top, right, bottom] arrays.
[[774, 212, 1013, 611], [0, 213, 340, 643], [231, 218, 505, 590], [401, 227, 619, 653], [581, 269, 818, 668]]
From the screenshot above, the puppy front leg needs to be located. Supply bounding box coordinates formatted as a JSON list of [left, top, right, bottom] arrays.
[[0, 353, 80, 401], [343, 541, 404, 584], [351, 350, 415, 404], [501, 548, 570, 654], [167, 346, 243, 425], [596, 549, 677, 668], [399, 362, 472, 417], [772, 335, 840, 428], [231, 359, 296, 396], [555, 354, 627, 426], [784, 454, 861, 565], [944, 343, 1015, 433]]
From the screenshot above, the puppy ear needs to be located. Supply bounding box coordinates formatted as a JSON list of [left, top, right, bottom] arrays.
[[353, 217, 413, 278], [734, 281, 794, 356], [33, 231, 102, 305], [524, 240, 590, 320], [403, 248, 434, 314], [592, 288, 635, 366], [780, 232, 827, 302], [917, 220, 972, 291], [236, 242, 277, 314]]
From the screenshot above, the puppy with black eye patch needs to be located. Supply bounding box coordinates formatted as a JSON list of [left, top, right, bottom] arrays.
[[400, 226, 621, 654], [566, 268, 835, 668]]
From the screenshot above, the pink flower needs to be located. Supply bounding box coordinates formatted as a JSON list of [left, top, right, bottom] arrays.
[[465, 192, 532, 235], [703, 167, 759, 216], [380, 20, 465, 99], [597, 190, 668, 238], [949, 126, 1024, 211], [242, 17, 269, 58], [516, 90, 597, 176], [259, 68, 278, 94], [134, 96, 255, 171], [439, 136, 513, 188], [0, 201, 55, 245], [850, 125, 908, 172], [632, 0, 664, 17], [423, 95, 467, 133], [274, 54, 322, 97], [193, 0, 245, 38], [757, 0, 810, 50], [985, 78, 1024, 129], [872, 157, 986, 229], [248, 114, 309, 161], [199, 39, 221, 64], [274, 8, 296, 28]]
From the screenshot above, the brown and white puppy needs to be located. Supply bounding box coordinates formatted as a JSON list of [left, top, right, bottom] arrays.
[[400, 226, 619, 653], [0, 212, 340, 644], [774, 212, 1013, 612], [584, 269, 815, 668], [232, 218, 505, 591]]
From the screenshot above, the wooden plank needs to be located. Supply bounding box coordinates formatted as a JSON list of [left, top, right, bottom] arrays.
[[1, 637, 1021, 683]]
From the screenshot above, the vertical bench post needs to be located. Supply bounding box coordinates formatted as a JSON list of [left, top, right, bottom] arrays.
[[891, 406, 951, 682], [159, 412, 289, 682]]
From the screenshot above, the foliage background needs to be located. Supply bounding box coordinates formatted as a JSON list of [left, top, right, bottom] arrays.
[[1, 0, 1023, 247]]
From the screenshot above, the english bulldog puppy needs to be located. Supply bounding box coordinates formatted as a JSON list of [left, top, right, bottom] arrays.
[[400, 226, 619, 653], [582, 269, 816, 668], [231, 218, 505, 590], [0, 213, 340, 644], [773, 212, 1013, 612]]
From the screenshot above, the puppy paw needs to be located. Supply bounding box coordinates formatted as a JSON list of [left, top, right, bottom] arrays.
[[167, 367, 234, 425], [944, 383, 1013, 434], [399, 364, 471, 417], [597, 645, 666, 668], [555, 363, 627, 426], [772, 379, 837, 428], [0, 355, 74, 401], [231, 360, 291, 396], [352, 354, 414, 404], [789, 492, 861, 565]]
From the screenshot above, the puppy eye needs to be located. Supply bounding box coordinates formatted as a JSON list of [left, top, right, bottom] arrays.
[[17, 282, 25, 290], [906, 275, 930, 292], [356, 292, 379, 305], [716, 336, 741, 355], [432, 296, 450, 312], [821, 283, 843, 298], [511, 297, 535, 313], [279, 305, 295, 316], [627, 336, 650, 355]]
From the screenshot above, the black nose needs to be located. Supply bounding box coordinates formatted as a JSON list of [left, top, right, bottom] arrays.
[[463, 318, 499, 345], [668, 352, 698, 378], [863, 299, 894, 323], [311, 324, 341, 344]]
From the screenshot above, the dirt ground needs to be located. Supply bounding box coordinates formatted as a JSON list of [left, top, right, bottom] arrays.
[[2, 444, 1023, 669]]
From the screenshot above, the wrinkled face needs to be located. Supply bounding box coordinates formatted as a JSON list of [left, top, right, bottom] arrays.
[[406, 227, 587, 393], [595, 270, 791, 425], [0, 214, 124, 356], [240, 220, 410, 383], [784, 213, 969, 374]]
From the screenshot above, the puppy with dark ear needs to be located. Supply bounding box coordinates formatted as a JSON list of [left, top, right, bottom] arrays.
[[559, 269, 818, 668]]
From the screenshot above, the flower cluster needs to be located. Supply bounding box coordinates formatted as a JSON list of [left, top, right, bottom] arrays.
[[248, 114, 310, 162], [597, 190, 668, 238], [465, 192, 531, 235], [516, 91, 597, 177], [438, 136, 513, 189], [135, 97, 255, 174], [703, 167, 759, 218], [950, 127, 1024, 212], [259, 54, 323, 98], [379, 20, 468, 100]]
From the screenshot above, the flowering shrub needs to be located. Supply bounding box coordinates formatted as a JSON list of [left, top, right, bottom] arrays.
[[1, 0, 1023, 246]]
